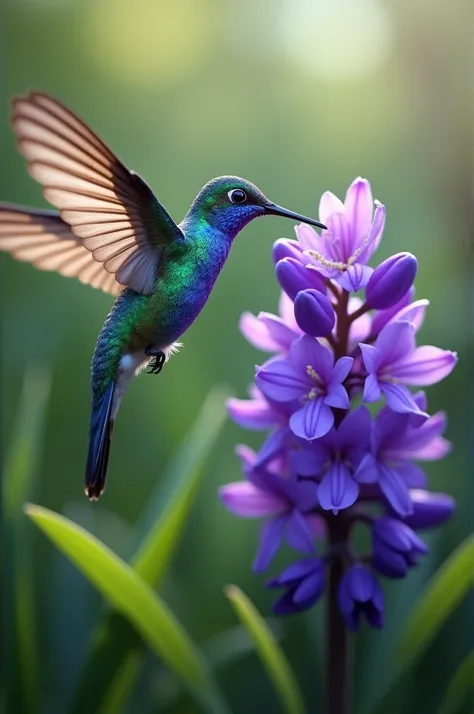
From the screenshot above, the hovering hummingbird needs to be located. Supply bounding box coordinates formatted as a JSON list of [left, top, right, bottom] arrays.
[[0, 92, 326, 500]]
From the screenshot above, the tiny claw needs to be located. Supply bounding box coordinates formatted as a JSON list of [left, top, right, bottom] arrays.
[[146, 350, 166, 375]]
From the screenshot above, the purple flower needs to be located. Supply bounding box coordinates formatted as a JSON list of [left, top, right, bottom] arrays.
[[239, 308, 300, 354], [401, 489, 455, 529], [338, 565, 384, 630], [295, 177, 386, 291], [360, 320, 457, 417], [294, 289, 335, 337], [372, 517, 427, 578], [256, 335, 353, 440], [276, 257, 326, 300], [219, 451, 320, 572], [366, 252, 418, 309], [267, 558, 325, 614], [292, 406, 372, 513], [221, 174, 457, 632], [227, 385, 289, 431], [356, 397, 450, 516]]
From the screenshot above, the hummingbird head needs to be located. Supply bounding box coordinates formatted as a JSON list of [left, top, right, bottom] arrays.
[[183, 176, 326, 240]]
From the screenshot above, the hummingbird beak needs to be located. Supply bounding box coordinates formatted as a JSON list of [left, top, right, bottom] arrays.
[[264, 203, 327, 230]]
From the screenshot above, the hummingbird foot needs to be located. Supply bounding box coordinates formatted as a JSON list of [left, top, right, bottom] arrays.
[[145, 348, 166, 375]]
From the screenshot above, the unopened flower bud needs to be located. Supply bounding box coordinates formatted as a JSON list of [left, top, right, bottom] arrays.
[[272, 238, 304, 264], [400, 490, 455, 529], [275, 258, 325, 300], [294, 289, 335, 337], [366, 252, 417, 309]]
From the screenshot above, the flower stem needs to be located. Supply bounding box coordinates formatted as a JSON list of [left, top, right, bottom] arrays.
[[325, 517, 351, 714]]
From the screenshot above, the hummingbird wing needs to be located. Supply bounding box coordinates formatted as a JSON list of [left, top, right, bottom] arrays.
[[10, 91, 185, 295], [0, 203, 123, 295]]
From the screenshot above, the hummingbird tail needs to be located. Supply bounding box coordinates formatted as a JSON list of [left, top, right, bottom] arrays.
[[85, 380, 116, 501]]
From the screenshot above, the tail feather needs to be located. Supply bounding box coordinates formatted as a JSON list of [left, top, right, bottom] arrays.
[[85, 380, 115, 501]]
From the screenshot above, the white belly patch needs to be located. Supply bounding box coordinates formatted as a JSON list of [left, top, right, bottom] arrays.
[[111, 342, 182, 420]]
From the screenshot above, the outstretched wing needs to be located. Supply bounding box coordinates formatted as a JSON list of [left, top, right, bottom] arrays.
[[10, 91, 184, 295], [0, 204, 122, 295]]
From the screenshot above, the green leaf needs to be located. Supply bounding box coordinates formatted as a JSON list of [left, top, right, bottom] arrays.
[[131, 385, 229, 581], [69, 387, 228, 714], [438, 652, 474, 714], [225, 585, 306, 714], [25, 504, 229, 714], [397, 535, 474, 668], [4, 369, 51, 714]]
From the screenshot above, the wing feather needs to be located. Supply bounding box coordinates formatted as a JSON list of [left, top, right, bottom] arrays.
[[10, 91, 184, 294], [0, 204, 123, 295]]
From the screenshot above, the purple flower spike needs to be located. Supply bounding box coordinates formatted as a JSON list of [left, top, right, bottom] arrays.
[[337, 565, 384, 631], [294, 289, 335, 337], [222, 174, 457, 631], [360, 320, 457, 417], [401, 489, 456, 529], [366, 252, 418, 309], [267, 558, 325, 615], [256, 335, 353, 441], [372, 517, 427, 578], [275, 257, 325, 300]]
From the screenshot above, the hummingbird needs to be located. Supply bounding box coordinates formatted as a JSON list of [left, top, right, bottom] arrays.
[[0, 91, 326, 500]]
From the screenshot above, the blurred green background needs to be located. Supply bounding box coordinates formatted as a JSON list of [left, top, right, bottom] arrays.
[[1, 0, 471, 713]]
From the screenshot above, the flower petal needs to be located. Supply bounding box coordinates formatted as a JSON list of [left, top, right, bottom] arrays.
[[290, 334, 334, 382], [354, 453, 379, 483], [254, 426, 293, 467], [363, 373, 382, 403], [269, 558, 322, 585], [289, 399, 334, 440], [290, 445, 329, 477], [337, 264, 373, 292], [337, 406, 372, 450], [402, 490, 455, 529], [219, 482, 285, 518], [239, 312, 281, 352], [381, 383, 428, 418], [393, 299, 429, 333], [318, 462, 359, 513], [378, 463, 413, 516], [324, 384, 350, 410], [319, 190, 345, 225], [286, 510, 316, 552], [360, 343, 380, 374], [279, 290, 299, 328], [370, 287, 414, 336], [295, 222, 323, 252], [362, 200, 386, 261], [257, 312, 300, 351], [344, 177, 373, 247], [256, 359, 308, 402], [227, 396, 279, 430], [293, 570, 325, 604], [375, 320, 416, 368], [390, 346, 457, 386], [253, 516, 286, 572], [331, 355, 354, 386]]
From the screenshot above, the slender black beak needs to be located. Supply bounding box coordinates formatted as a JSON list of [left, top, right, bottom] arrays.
[[264, 203, 327, 230]]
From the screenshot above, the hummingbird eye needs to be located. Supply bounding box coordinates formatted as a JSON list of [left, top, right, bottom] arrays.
[[228, 189, 248, 205]]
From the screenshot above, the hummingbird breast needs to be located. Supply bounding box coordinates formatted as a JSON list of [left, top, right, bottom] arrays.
[[129, 233, 230, 351]]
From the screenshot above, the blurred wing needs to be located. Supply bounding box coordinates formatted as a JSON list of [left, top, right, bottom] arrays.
[[11, 91, 184, 295], [0, 204, 123, 295]]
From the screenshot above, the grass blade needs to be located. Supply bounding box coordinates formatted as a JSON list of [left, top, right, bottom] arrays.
[[3, 369, 51, 714], [69, 387, 228, 714], [25, 504, 229, 714], [397, 536, 474, 668], [438, 651, 474, 714], [225, 585, 306, 714]]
